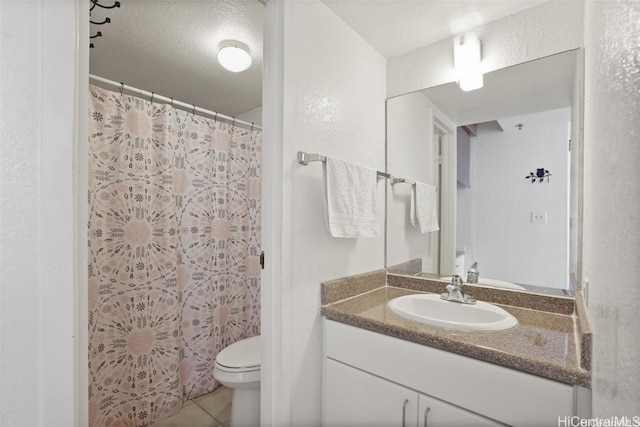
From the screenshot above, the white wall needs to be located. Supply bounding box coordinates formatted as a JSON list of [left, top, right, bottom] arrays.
[[460, 111, 570, 289], [273, 2, 387, 425], [386, 93, 438, 269], [583, 1, 640, 416], [0, 3, 42, 423], [387, 1, 584, 98], [0, 0, 82, 425]]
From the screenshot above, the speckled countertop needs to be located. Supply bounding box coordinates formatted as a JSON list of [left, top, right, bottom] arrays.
[[321, 269, 592, 388]]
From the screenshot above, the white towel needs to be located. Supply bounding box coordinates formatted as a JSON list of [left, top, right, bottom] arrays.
[[411, 182, 439, 233], [323, 157, 380, 238]]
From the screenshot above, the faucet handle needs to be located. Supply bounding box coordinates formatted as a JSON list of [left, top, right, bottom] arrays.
[[468, 262, 479, 274], [467, 262, 479, 284], [451, 275, 464, 289], [441, 275, 475, 304]]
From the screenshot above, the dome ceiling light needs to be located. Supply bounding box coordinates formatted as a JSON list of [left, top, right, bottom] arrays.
[[217, 40, 252, 73]]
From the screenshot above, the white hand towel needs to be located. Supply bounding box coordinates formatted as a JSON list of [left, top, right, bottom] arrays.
[[411, 182, 439, 233], [323, 157, 380, 238]]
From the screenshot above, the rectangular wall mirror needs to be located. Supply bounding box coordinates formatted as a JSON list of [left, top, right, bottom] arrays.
[[386, 49, 582, 295]]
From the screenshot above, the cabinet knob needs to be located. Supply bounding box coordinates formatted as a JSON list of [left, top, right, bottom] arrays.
[[424, 407, 431, 427], [402, 399, 409, 427]]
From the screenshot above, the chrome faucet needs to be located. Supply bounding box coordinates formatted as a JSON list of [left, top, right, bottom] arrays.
[[467, 262, 479, 284], [441, 275, 476, 304]]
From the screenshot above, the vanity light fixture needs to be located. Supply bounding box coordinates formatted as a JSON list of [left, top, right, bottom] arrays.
[[454, 32, 483, 91], [217, 40, 252, 72]]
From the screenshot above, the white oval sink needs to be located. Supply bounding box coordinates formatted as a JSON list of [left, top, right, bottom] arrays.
[[388, 294, 518, 331], [441, 277, 526, 291]]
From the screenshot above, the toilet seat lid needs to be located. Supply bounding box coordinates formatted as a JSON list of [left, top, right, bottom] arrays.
[[216, 335, 261, 369]]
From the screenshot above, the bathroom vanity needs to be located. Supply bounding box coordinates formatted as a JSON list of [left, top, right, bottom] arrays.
[[321, 45, 591, 426], [321, 270, 592, 426]]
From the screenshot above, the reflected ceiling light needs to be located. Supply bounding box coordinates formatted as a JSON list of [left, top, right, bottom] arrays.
[[453, 32, 483, 91], [217, 40, 252, 72]]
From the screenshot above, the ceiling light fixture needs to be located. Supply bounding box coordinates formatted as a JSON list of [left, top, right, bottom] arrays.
[[453, 32, 483, 91], [217, 40, 252, 73]]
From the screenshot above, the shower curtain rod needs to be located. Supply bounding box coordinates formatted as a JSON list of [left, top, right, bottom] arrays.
[[89, 74, 262, 130]]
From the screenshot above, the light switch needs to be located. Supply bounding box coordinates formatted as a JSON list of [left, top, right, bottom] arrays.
[[531, 211, 547, 223]]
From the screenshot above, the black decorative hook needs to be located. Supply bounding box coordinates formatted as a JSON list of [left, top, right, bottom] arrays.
[[90, 17, 111, 25], [90, 0, 120, 12], [89, 0, 120, 48]]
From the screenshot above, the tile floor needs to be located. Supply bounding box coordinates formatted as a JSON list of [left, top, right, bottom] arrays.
[[150, 386, 232, 427]]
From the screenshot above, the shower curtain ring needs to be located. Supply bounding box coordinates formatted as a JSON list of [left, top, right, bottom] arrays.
[[150, 92, 155, 103], [170, 97, 174, 107], [232, 117, 236, 127], [214, 112, 218, 122], [251, 122, 254, 132], [119, 82, 124, 96], [192, 104, 196, 116]]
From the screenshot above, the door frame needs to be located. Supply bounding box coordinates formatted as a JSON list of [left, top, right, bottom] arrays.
[[432, 110, 457, 276]]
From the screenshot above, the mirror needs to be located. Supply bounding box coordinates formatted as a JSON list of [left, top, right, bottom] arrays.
[[386, 50, 581, 295]]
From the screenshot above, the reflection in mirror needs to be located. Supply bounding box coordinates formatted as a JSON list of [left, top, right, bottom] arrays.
[[386, 50, 580, 295]]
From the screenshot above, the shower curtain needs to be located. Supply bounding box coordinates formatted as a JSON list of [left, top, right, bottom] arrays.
[[87, 85, 261, 426]]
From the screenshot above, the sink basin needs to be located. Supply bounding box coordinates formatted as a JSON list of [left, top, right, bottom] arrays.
[[441, 277, 526, 291], [388, 294, 518, 331]]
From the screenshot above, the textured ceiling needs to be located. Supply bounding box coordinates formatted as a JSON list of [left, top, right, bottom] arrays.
[[89, 0, 547, 116], [89, 0, 263, 117], [323, 0, 547, 58]]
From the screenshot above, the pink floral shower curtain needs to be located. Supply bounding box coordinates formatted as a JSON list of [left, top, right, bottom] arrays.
[[87, 85, 261, 426]]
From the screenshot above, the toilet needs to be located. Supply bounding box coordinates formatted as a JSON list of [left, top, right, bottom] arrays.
[[213, 335, 261, 427]]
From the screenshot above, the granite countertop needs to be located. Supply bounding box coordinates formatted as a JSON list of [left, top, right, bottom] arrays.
[[321, 269, 592, 389]]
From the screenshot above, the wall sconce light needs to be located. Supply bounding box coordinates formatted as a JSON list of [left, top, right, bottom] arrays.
[[217, 40, 252, 72], [454, 32, 483, 91]]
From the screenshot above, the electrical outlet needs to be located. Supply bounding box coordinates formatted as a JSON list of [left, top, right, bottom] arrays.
[[531, 211, 547, 223]]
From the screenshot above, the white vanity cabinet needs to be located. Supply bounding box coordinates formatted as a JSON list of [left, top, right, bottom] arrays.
[[325, 358, 418, 426], [323, 319, 587, 426], [326, 357, 502, 426]]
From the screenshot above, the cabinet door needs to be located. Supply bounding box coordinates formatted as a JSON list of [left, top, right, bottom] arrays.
[[418, 394, 504, 427], [325, 358, 418, 427]]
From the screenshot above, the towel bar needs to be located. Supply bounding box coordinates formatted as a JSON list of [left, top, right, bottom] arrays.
[[297, 151, 326, 165], [391, 177, 416, 185], [297, 151, 392, 180], [391, 177, 438, 192]]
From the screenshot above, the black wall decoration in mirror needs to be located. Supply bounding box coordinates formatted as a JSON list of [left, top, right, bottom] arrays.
[[526, 169, 552, 183]]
